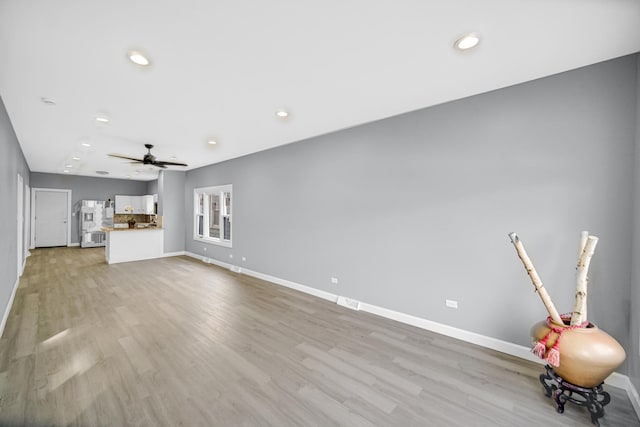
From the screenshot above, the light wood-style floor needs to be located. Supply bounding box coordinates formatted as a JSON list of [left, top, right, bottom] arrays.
[[1, 247, 638, 426]]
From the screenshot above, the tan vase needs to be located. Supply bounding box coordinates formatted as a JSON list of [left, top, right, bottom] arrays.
[[530, 318, 626, 388]]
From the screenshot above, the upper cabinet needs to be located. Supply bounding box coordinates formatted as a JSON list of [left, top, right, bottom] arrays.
[[143, 195, 154, 214], [115, 195, 133, 214], [115, 195, 155, 214]]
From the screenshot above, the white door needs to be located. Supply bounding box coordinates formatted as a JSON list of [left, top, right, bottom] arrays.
[[17, 174, 23, 276], [34, 190, 70, 247]]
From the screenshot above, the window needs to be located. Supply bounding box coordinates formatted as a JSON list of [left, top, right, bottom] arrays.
[[194, 184, 232, 247]]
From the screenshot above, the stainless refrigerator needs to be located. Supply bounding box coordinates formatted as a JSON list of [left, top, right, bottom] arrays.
[[79, 200, 113, 248]]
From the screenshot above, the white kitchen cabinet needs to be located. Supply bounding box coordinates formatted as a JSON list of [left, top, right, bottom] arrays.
[[115, 195, 134, 214], [132, 196, 144, 214], [115, 195, 155, 214], [143, 195, 154, 214]]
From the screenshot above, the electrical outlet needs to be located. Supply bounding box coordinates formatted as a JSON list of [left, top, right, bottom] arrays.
[[331, 277, 339, 284], [229, 254, 233, 259], [242, 257, 246, 262], [445, 299, 458, 309]]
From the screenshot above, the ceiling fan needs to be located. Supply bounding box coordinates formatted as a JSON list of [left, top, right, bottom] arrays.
[[108, 144, 187, 168]]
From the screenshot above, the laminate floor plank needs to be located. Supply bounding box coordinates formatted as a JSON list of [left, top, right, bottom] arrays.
[[0, 247, 638, 426]]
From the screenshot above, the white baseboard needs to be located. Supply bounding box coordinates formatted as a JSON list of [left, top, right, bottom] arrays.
[[616, 374, 640, 422], [241, 267, 339, 303], [184, 251, 205, 261], [68, 242, 79, 247], [181, 253, 640, 420], [184, 252, 338, 302], [0, 278, 20, 338], [632, 380, 640, 423], [185, 252, 234, 270], [163, 251, 186, 257], [359, 300, 544, 365]]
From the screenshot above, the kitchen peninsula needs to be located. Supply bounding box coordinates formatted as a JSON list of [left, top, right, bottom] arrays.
[[103, 218, 163, 264], [103, 227, 163, 264]]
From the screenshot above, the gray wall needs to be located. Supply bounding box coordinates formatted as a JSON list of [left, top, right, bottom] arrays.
[[147, 179, 158, 195], [30, 173, 148, 244], [0, 97, 30, 326], [158, 171, 185, 254], [185, 55, 637, 368], [631, 55, 640, 395]]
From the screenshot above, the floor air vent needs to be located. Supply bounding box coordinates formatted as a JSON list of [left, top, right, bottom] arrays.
[[337, 296, 361, 311]]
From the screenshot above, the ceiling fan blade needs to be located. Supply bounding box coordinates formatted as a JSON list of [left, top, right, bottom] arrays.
[[108, 154, 144, 162], [153, 163, 168, 169], [153, 160, 188, 167]]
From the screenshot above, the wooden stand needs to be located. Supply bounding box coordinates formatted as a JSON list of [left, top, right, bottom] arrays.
[[539, 365, 611, 426]]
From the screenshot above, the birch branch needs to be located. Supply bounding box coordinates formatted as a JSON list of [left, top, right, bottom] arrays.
[[578, 230, 588, 259], [570, 235, 598, 326], [572, 230, 589, 323], [508, 232, 563, 325]]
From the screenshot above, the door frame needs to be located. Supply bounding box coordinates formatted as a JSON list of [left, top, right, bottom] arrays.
[[17, 174, 23, 277], [31, 188, 72, 248], [24, 184, 31, 260]]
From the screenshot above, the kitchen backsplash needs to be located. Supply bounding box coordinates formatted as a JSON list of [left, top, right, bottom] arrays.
[[114, 214, 157, 224]]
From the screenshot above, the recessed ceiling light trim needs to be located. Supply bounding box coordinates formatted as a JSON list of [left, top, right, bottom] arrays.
[[454, 33, 480, 51], [96, 170, 109, 175], [41, 97, 56, 105], [207, 139, 217, 145], [95, 115, 110, 124], [128, 50, 151, 67], [275, 108, 289, 118]]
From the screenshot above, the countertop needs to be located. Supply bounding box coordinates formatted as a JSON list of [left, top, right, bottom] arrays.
[[102, 226, 162, 232]]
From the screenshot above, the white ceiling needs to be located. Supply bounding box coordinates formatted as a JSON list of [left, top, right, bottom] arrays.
[[1, 0, 639, 181]]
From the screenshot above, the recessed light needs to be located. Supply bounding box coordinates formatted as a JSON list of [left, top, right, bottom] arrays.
[[95, 115, 110, 124], [455, 33, 480, 51], [207, 139, 217, 145], [65, 164, 72, 168], [63, 170, 70, 173], [275, 108, 289, 118], [96, 171, 109, 175], [81, 142, 91, 147], [41, 97, 56, 105], [128, 50, 151, 66], [72, 156, 81, 161], [169, 156, 177, 160]]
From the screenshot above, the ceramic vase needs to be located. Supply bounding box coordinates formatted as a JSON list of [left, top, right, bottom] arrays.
[[530, 318, 626, 388]]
